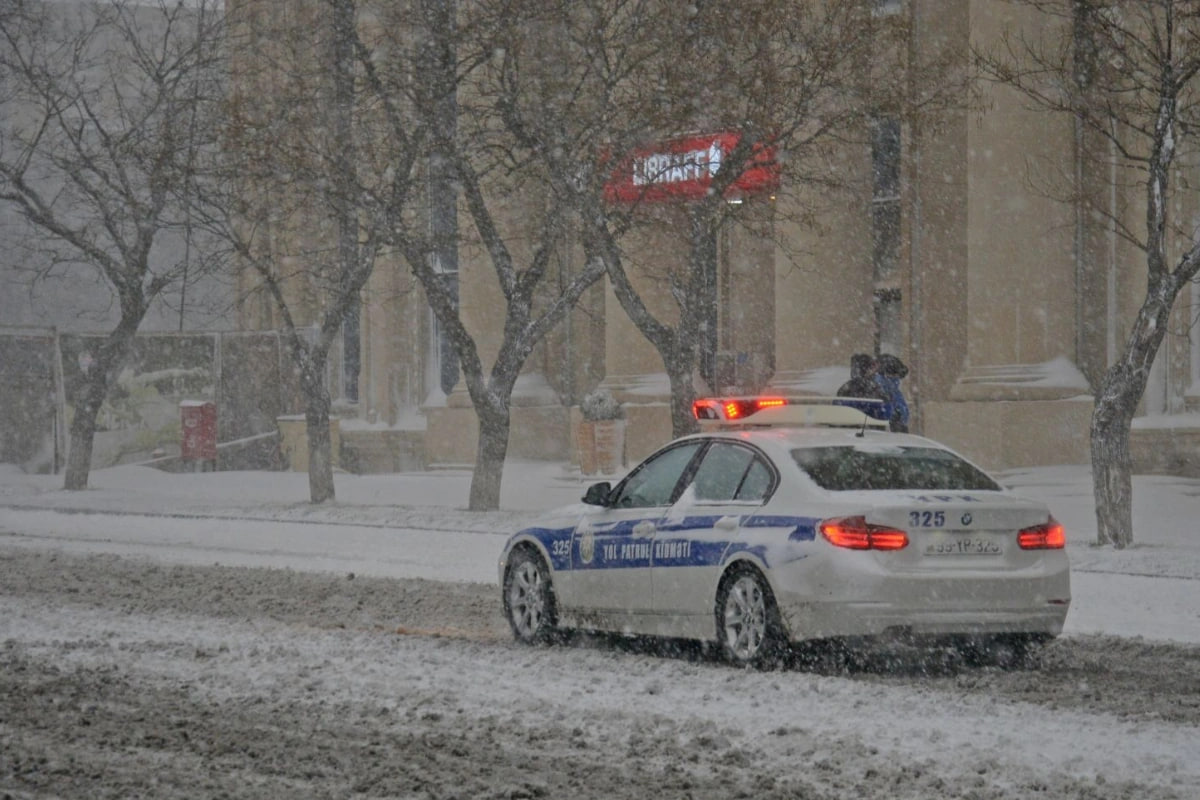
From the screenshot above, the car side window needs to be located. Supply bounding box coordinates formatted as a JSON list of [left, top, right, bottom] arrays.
[[690, 443, 774, 504], [691, 443, 754, 501], [736, 458, 773, 502], [612, 442, 702, 509]]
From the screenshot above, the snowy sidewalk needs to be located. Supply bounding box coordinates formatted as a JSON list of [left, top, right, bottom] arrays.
[[0, 461, 599, 585], [1, 461, 1198, 644], [0, 460, 592, 529]]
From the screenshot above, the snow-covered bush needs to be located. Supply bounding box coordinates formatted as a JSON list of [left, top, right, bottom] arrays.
[[581, 388, 624, 421]]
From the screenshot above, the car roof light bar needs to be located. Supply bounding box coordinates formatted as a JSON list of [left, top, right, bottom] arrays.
[[692, 395, 888, 429]]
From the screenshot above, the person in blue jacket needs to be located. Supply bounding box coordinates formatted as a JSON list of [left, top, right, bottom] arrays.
[[873, 353, 910, 433], [836, 353, 910, 433]]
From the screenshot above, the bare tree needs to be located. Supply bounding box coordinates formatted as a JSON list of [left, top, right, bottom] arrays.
[[978, 0, 1200, 548], [491, 0, 936, 438], [353, 0, 607, 510], [221, 0, 953, 509], [0, 0, 226, 489], [217, 0, 604, 509], [211, 0, 407, 504]]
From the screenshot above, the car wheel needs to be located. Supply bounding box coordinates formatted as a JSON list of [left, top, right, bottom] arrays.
[[958, 634, 1045, 670], [715, 564, 785, 669], [992, 634, 1050, 670], [503, 548, 557, 644]]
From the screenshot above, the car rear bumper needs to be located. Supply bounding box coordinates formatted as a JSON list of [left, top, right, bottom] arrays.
[[778, 600, 1068, 640], [771, 560, 1071, 641]]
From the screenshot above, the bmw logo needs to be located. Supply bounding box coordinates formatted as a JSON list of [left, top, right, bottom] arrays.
[[961, 512, 973, 526]]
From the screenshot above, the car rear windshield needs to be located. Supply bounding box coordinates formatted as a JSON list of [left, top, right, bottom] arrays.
[[790, 445, 1003, 492]]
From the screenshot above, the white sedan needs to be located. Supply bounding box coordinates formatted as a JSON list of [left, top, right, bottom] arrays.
[[499, 398, 1070, 668]]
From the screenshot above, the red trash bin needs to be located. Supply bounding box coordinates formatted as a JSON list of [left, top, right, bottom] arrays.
[[180, 400, 217, 470]]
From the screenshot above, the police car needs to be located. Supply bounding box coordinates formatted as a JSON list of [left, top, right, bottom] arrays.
[[499, 396, 1070, 668]]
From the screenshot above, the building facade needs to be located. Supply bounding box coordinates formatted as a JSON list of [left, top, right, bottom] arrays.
[[233, 0, 1200, 475]]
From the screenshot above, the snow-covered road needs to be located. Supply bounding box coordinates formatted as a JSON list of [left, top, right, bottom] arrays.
[[2, 462, 1199, 797], [3, 503, 1199, 644], [3, 548, 1199, 799]]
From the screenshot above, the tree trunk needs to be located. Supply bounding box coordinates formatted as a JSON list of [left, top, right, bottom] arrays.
[[1089, 289, 1174, 548], [63, 370, 108, 490], [300, 365, 336, 504], [62, 327, 139, 490], [1090, 391, 1134, 549], [469, 402, 510, 511], [306, 401, 335, 504], [666, 358, 700, 439]]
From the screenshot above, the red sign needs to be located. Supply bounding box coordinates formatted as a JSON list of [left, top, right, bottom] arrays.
[[603, 132, 779, 204], [180, 400, 217, 462]]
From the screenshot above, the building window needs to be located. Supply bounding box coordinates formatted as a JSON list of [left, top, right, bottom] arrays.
[[872, 0, 904, 17], [425, 265, 459, 401], [871, 116, 902, 354], [427, 127, 460, 399]]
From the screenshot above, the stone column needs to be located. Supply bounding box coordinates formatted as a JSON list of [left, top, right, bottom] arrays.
[[923, 0, 1092, 469], [770, 173, 872, 398]]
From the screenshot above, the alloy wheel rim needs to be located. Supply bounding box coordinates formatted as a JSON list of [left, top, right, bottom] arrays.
[[723, 576, 767, 661], [509, 561, 545, 637]]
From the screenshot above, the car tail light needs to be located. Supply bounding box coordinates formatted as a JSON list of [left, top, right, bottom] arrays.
[[1018, 516, 1066, 550], [819, 516, 909, 551]]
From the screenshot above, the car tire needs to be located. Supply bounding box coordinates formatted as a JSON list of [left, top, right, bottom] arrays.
[[503, 548, 558, 645], [715, 564, 786, 669], [958, 633, 1045, 670], [994, 634, 1050, 670]]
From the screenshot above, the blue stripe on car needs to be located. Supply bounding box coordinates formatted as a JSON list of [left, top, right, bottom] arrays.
[[743, 515, 819, 541], [515, 514, 822, 572], [656, 515, 723, 532], [517, 526, 576, 571]]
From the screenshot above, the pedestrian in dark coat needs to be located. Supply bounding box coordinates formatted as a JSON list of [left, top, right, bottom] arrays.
[[836, 354, 888, 420], [836, 353, 911, 432], [837, 354, 882, 400], [873, 354, 910, 433]]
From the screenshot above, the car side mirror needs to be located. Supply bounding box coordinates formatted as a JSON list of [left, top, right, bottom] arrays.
[[582, 481, 613, 506]]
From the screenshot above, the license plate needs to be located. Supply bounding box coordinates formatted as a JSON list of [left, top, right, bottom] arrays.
[[924, 536, 1004, 556]]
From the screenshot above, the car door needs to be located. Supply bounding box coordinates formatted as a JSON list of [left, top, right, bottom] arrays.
[[653, 441, 777, 617], [569, 441, 703, 616]]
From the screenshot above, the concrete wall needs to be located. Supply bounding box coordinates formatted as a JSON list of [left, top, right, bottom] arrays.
[[1130, 426, 1200, 478], [0, 329, 302, 474], [925, 398, 1092, 471], [0, 329, 60, 473]]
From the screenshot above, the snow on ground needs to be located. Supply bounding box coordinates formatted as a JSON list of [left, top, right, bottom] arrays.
[[2, 460, 1199, 798], [5, 588, 1199, 798], [1, 459, 1198, 644]]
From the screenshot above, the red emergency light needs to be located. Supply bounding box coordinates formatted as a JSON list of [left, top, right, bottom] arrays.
[[691, 395, 889, 430], [693, 396, 789, 421]]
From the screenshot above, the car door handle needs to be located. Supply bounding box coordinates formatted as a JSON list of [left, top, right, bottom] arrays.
[[632, 521, 656, 538], [715, 516, 740, 531]]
